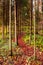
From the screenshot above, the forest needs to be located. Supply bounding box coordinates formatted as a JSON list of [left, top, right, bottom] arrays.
[[0, 0, 43, 65]]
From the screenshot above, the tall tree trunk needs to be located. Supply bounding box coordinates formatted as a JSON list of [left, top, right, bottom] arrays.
[[6, 0, 9, 39], [2, 1, 5, 42], [9, 0, 12, 56], [16, 1, 20, 45], [36, 0, 39, 34], [17, 1, 20, 35], [33, 0, 36, 60], [29, 0, 33, 44], [14, 0, 17, 43]]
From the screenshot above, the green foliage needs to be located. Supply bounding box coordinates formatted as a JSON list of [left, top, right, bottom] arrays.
[[22, 34, 43, 51], [22, 6, 29, 20], [17, 0, 30, 21], [20, 0, 28, 6], [31, 34, 43, 51], [22, 34, 30, 43]]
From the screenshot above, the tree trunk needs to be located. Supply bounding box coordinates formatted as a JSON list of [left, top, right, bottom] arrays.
[[14, 0, 17, 43], [6, 0, 9, 39], [33, 0, 36, 60], [2, 1, 5, 42], [29, 0, 33, 44], [9, 0, 12, 56]]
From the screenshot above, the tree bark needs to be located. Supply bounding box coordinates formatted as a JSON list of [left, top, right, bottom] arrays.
[[2, 1, 5, 42], [9, 0, 12, 56], [29, 0, 33, 44], [14, 0, 17, 43], [33, 0, 36, 60]]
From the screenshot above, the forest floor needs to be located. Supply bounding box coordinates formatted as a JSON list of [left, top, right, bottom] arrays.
[[0, 33, 43, 65]]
